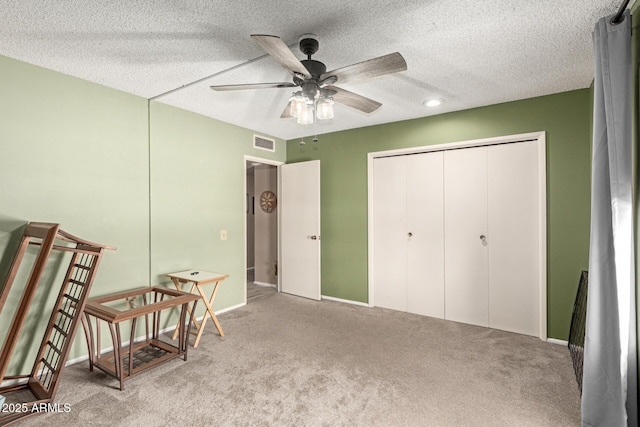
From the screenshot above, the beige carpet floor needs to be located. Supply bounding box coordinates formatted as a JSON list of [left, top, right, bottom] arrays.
[[247, 283, 277, 303], [15, 292, 580, 426]]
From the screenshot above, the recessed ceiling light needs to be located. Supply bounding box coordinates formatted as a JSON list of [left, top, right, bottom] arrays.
[[424, 98, 444, 107]]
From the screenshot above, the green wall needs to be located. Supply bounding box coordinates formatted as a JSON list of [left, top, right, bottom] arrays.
[[0, 46, 612, 355], [149, 102, 285, 314], [0, 54, 285, 368], [286, 89, 592, 340], [0, 56, 150, 291], [0, 54, 150, 368]]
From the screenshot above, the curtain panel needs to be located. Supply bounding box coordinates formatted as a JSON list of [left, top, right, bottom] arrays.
[[582, 10, 637, 427]]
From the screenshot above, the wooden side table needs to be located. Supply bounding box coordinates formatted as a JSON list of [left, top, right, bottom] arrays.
[[82, 286, 199, 391], [165, 270, 229, 348]]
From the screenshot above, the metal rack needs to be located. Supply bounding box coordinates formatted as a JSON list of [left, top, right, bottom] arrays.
[[568, 270, 588, 393]]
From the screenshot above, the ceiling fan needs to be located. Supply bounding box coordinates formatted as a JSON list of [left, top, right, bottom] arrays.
[[210, 34, 407, 124]]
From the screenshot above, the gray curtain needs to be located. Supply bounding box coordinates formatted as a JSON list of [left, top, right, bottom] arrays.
[[582, 10, 637, 427]]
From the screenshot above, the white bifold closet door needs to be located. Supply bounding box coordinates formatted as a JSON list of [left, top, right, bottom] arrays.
[[373, 155, 408, 312], [406, 153, 444, 318], [373, 140, 540, 337], [487, 141, 539, 336], [443, 142, 539, 334], [373, 152, 445, 318], [443, 147, 489, 327]]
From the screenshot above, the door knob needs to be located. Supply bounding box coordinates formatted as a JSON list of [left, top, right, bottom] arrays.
[[310, 235, 319, 240], [480, 235, 486, 242], [408, 232, 413, 237]]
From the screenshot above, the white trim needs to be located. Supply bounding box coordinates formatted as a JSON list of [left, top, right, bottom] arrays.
[[547, 338, 568, 346], [244, 155, 284, 303], [322, 295, 371, 307], [253, 281, 277, 288], [0, 377, 28, 388], [215, 301, 246, 315], [367, 131, 548, 340], [9, 301, 249, 378], [3, 322, 186, 387], [367, 150, 376, 308], [65, 353, 91, 366], [245, 155, 283, 167], [367, 131, 546, 159], [537, 133, 548, 341], [277, 166, 281, 294]]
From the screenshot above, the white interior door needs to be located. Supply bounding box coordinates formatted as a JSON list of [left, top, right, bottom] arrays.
[[444, 147, 489, 327], [373, 156, 407, 311], [280, 160, 321, 300], [488, 141, 539, 335], [406, 152, 445, 318]]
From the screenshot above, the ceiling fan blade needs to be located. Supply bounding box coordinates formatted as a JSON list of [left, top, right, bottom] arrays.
[[210, 82, 296, 91], [326, 85, 382, 114], [321, 52, 407, 85], [280, 101, 293, 119], [251, 34, 311, 79]]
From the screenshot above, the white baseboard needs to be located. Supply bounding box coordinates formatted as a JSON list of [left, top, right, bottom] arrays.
[[321, 295, 370, 308], [65, 320, 192, 368], [547, 338, 568, 346], [215, 301, 246, 315], [65, 353, 91, 366], [0, 377, 28, 388], [253, 281, 277, 288], [26, 301, 248, 374]]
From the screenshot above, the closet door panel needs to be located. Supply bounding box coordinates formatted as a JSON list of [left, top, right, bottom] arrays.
[[373, 156, 407, 311], [444, 147, 489, 327], [406, 152, 445, 318], [488, 141, 539, 336]]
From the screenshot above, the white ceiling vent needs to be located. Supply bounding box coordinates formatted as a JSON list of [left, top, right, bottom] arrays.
[[253, 135, 275, 152]]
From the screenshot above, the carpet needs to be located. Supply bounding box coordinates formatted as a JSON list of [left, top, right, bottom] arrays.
[[16, 292, 580, 426]]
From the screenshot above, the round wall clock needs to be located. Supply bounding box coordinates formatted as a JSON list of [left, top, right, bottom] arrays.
[[260, 191, 277, 213]]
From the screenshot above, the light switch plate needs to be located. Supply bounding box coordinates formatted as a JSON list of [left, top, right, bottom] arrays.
[[220, 229, 227, 240]]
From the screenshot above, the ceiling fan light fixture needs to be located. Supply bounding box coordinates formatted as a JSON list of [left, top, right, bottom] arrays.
[[316, 97, 334, 120], [290, 93, 307, 118], [211, 34, 407, 127], [297, 103, 315, 125]]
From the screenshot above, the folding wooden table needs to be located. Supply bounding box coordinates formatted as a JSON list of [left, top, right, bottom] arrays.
[[166, 270, 229, 348]]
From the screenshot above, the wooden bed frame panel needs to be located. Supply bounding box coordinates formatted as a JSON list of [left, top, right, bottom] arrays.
[[0, 222, 114, 426]]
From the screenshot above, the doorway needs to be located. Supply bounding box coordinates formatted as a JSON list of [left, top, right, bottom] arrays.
[[245, 157, 281, 303]]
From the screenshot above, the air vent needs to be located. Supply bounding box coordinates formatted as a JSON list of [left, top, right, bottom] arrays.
[[253, 135, 275, 152]]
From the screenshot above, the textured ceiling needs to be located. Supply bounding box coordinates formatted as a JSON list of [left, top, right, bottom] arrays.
[[0, 0, 629, 140]]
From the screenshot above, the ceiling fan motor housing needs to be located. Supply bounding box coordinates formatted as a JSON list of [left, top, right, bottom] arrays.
[[298, 60, 328, 99], [299, 33, 319, 57], [301, 59, 326, 78], [301, 82, 319, 99]]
